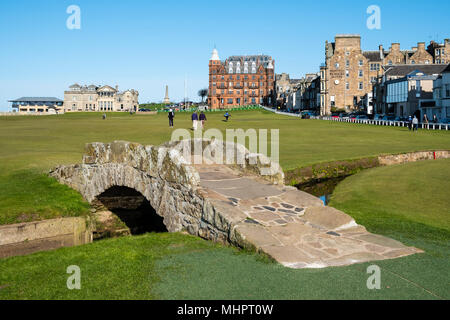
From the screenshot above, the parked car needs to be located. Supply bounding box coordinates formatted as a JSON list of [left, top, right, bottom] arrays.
[[394, 117, 407, 122], [356, 115, 369, 120], [382, 115, 396, 121], [439, 118, 450, 124], [374, 114, 384, 120], [331, 113, 340, 119]]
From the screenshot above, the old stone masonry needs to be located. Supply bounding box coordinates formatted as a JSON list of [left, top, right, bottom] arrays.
[[51, 139, 422, 269]]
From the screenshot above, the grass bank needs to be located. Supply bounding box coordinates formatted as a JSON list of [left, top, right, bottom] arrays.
[[0, 150, 449, 299], [1, 110, 449, 224]]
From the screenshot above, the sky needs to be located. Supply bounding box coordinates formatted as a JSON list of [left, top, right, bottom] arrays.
[[0, 0, 449, 111]]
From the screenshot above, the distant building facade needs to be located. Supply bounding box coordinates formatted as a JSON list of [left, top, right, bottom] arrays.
[[208, 48, 275, 109], [9, 97, 63, 114], [63, 84, 139, 112], [286, 73, 320, 112], [275, 73, 301, 108], [420, 64, 450, 120], [373, 64, 449, 117], [427, 39, 450, 65], [320, 34, 446, 115]]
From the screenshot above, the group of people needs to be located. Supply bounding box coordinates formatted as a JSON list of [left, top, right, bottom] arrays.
[[167, 109, 231, 129], [407, 114, 439, 131]]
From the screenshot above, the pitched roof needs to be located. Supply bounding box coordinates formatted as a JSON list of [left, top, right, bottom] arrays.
[[8, 97, 63, 102], [363, 51, 383, 62], [383, 64, 449, 77]]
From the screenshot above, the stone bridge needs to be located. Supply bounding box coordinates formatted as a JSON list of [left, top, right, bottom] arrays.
[[51, 140, 422, 269]]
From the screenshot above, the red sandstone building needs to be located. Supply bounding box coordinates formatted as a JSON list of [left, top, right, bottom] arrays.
[[208, 48, 275, 109]]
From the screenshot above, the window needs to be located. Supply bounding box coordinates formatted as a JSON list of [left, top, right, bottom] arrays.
[[346, 70, 349, 78], [359, 60, 363, 66], [370, 63, 380, 71], [335, 63, 340, 69], [359, 82, 363, 90], [359, 70, 363, 77], [346, 83, 349, 90], [346, 60, 350, 68], [411, 60, 416, 64], [388, 60, 393, 65], [446, 84, 450, 98]]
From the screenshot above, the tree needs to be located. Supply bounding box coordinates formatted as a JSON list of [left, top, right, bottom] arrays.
[[198, 88, 208, 103]]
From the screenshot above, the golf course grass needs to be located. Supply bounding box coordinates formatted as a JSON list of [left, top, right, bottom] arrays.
[[0, 110, 449, 300], [0, 110, 449, 224]]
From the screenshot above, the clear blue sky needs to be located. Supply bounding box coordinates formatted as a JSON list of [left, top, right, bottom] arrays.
[[0, 0, 449, 111]]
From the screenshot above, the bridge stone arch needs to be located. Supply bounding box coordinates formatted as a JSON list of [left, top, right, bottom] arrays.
[[50, 139, 283, 243]]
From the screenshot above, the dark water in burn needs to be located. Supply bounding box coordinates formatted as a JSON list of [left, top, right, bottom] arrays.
[[295, 176, 348, 206]]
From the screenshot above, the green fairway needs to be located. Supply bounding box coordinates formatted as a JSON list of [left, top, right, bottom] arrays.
[[0, 111, 449, 300], [329, 159, 450, 234], [0, 110, 449, 224]]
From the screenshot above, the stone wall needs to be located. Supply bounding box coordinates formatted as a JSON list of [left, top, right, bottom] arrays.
[[286, 150, 450, 186], [0, 217, 92, 258], [378, 150, 450, 166]]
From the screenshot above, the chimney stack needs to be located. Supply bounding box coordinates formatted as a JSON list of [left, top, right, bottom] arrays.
[[379, 44, 384, 59], [418, 42, 425, 50], [391, 43, 400, 51]]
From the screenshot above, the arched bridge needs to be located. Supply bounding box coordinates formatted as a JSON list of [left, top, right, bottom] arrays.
[[51, 140, 421, 269]]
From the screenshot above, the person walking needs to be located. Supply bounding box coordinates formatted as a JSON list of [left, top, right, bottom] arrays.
[[199, 111, 207, 129], [423, 114, 429, 129], [224, 111, 231, 122], [408, 115, 413, 131], [412, 115, 419, 132], [168, 109, 175, 127], [102, 113, 107, 120], [192, 111, 199, 130], [433, 114, 438, 124]]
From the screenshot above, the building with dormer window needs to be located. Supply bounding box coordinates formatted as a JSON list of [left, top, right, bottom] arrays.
[[208, 48, 275, 109]]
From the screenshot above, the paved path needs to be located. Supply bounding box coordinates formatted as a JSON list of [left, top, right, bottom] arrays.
[[195, 164, 422, 269]]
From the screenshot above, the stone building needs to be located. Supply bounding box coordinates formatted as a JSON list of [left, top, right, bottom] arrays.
[[286, 73, 320, 112], [320, 34, 444, 115], [208, 48, 275, 109], [63, 84, 139, 112], [275, 73, 301, 108], [427, 39, 450, 65]]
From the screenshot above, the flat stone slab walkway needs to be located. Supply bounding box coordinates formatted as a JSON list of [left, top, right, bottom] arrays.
[[195, 164, 423, 269]]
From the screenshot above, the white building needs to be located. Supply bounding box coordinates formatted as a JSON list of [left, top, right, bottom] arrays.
[[420, 64, 450, 121]]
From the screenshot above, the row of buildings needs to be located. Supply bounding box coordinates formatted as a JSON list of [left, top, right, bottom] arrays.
[[281, 35, 450, 119], [10, 84, 139, 114]]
